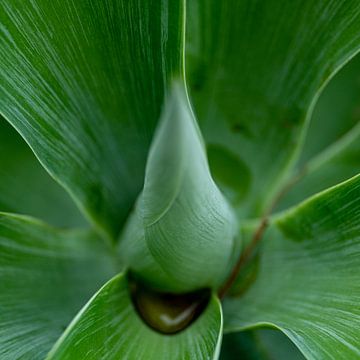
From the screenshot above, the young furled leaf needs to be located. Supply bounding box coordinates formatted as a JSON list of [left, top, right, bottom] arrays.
[[119, 83, 239, 292]]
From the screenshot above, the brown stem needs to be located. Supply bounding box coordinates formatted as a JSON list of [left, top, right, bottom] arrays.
[[218, 216, 268, 299], [218, 166, 308, 299]]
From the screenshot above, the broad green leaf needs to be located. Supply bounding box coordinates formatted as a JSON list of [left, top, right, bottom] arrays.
[[0, 116, 85, 228], [220, 329, 305, 360], [119, 84, 238, 292], [0, 0, 184, 239], [278, 54, 360, 210], [223, 174, 360, 359], [0, 213, 116, 360], [186, 0, 360, 218], [47, 273, 223, 360]]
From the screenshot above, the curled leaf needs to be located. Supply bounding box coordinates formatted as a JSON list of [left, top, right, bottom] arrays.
[[119, 83, 239, 292]]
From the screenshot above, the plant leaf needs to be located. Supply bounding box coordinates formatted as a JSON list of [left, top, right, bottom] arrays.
[[0, 213, 116, 359], [254, 329, 305, 360], [186, 0, 360, 218], [220, 329, 305, 360], [278, 123, 360, 211], [0, 116, 85, 227], [119, 83, 238, 292], [223, 174, 360, 359], [220, 330, 268, 360], [47, 273, 223, 360], [299, 53, 360, 165], [278, 54, 360, 210], [0, 0, 184, 239]]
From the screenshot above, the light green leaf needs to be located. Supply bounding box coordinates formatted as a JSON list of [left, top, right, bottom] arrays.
[[0, 0, 184, 239], [0, 213, 116, 360], [223, 174, 360, 359], [0, 116, 85, 228], [278, 54, 360, 210], [186, 0, 360, 218], [47, 273, 223, 360], [119, 84, 238, 292]]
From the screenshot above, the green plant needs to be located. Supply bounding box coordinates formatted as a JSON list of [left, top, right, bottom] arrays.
[[0, 0, 360, 359]]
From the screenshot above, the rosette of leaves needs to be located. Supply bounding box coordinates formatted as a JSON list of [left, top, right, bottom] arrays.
[[1, 1, 360, 359]]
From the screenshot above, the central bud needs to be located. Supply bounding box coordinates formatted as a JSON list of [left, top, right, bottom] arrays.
[[119, 82, 239, 293]]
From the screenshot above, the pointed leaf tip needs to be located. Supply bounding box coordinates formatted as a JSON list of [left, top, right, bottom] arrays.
[[120, 83, 240, 292], [142, 82, 207, 225]]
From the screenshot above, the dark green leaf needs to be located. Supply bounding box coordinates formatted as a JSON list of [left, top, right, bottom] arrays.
[[220, 330, 268, 360], [279, 54, 360, 210], [0, 116, 85, 227], [255, 329, 305, 360], [220, 329, 305, 360], [279, 123, 360, 211], [299, 53, 360, 164]]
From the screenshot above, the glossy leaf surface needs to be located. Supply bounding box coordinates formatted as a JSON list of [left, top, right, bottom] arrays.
[[47, 274, 223, 360], [0, 213, 116, 359], [224, 174, 360, 359], [0, 0, 184, 238]]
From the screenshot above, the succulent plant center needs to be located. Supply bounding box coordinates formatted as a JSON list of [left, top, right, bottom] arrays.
[[120, 82, 240, 333]]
